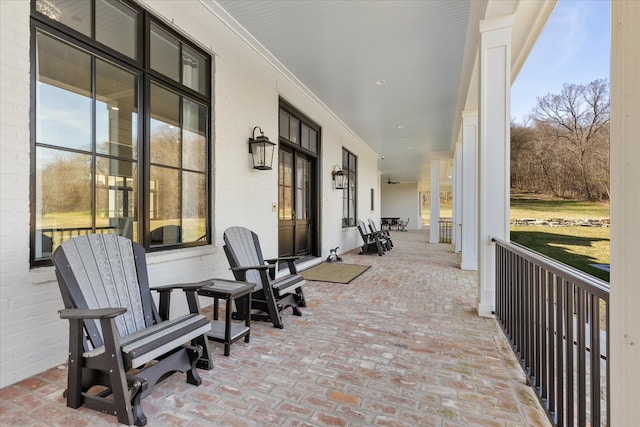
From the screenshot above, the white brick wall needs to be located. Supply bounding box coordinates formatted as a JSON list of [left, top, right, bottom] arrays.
[[0, 0, 380, 387]]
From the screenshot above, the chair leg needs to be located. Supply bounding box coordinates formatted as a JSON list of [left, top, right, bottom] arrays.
[[65, 319, 84, 409], [295, 287, 306, 308], [375, 239, 384, 256], [185, 345, 204, 386], [193, 333, 213, 371], [101, 318, 137, 426]]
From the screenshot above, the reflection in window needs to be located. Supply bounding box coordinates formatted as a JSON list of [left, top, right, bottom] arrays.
[[36, 34, 92, 151], [279, 150, 293, 221], [36, 0, 91, 36], [151, 22, 208, 95], [35, 147, 93, 259], [151, 23, 180, 82], [279, 106, 318, 154], [34, 31, 139, 260], [32, 0, 211, 266], [149, 84, 208, 247], [96, 0, 137, 59]]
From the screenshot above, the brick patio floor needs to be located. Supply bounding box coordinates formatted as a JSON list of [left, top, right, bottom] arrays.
[[0, 229, 551, 426]]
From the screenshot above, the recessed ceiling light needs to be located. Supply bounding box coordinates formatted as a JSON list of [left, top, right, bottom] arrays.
[[376, 79, 386, 85], [397, 124, 405, 129]]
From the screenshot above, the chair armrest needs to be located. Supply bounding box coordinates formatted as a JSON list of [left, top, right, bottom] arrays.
[[265, 256, 302, 263], [59, 307, 127, 320], [265, 256, 302, 276], [151, 281, 214, 320], [230, 265, 271, 272]]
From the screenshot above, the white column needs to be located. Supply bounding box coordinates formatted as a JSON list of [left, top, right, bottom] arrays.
[[610, 1, 640, 424], [461, 110, 478, 271], [477, 16, 512, 317], [453, 143, 463, 253], [429, 158, 440, 244]]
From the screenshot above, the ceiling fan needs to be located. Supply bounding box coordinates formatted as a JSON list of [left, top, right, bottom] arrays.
[[386, 177, 399, 184]]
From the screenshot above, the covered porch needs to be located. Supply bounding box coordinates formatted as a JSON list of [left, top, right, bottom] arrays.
[[0, 229, 550, 426]]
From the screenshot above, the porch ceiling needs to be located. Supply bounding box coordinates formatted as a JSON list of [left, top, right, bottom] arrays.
[[212, 0, 553, 189], [214, 0, 477, 187]]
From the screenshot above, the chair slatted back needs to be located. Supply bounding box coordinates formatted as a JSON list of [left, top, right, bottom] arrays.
[[223, 226, 265, 291], [357, 219, 371, 241], [53, 234, 154, 347]]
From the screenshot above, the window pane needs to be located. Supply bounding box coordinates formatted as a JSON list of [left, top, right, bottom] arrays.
[[96, 157, 137, 240], [35, 147, 92, 259], [279, 109, 289, 140], [182, 98, 206, 171], [150, 166, 180, 245], [182, 45, 207, 94], [36, 32, 92, 151], [296, 157, 309, 220], [301, 124, 310, 150], [96, 59, 138, 159], [36, 0, 91, 36], [309, 129, 317, 153], [96, 0, 137, 59], [289, 116, 299, 144], [182, 171, 206, 242], [279, 150, 293, 220], [150, 84, 180, 167], [151, 23, 180, 82]]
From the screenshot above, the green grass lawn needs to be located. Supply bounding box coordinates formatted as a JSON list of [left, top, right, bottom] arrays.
[[510, 194, 610, 220], [510, 194, 610, 282]]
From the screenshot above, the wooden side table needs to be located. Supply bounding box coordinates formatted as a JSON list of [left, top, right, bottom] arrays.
[[197, 279, 255, 356]]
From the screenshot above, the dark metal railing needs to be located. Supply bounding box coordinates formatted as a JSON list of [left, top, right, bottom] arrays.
[[493, 238, 609, 427], [438, 218, 452, 243], [37, 226, 118, 258]]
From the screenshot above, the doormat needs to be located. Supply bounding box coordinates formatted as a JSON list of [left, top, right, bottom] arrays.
[[300, 263, 370, 284]]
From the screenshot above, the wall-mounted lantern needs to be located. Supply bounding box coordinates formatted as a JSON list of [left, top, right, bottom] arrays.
[[331, 165, 347, 190], [248, 126, 276, 170]]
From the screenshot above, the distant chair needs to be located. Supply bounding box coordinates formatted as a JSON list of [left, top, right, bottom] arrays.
[[150, 224, 181, 245], [368, 218, 393, 250], [357, 219, 385, 256], [397, 218, 409, 231]]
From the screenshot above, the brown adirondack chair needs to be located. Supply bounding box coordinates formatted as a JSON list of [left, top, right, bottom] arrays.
[[52, 234, 212, 426], [223, 226, 306, 329]]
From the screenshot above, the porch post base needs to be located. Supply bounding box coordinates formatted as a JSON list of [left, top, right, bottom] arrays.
[[477, 302, 495, 318]]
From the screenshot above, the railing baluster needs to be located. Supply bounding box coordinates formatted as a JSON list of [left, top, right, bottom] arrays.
[[565, 280, 574, 427], [577, 287, 586, 427], [556, 277, 565, 427], [548, 272, 556, 420], [541, 268, 549, 405], [589, 293, 598, 426]]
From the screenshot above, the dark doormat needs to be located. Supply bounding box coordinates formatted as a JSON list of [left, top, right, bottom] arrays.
[[300, 263, 370, 284]]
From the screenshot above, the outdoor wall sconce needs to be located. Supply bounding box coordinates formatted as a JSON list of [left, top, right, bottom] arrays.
[[331, 165, 347, 190], [248, 126, 276, 170]]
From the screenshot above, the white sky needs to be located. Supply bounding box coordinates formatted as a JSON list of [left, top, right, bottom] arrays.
[[510, 0, 611, 124]]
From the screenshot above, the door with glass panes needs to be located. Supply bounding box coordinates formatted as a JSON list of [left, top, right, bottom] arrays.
[[278, 105, 318, 258]]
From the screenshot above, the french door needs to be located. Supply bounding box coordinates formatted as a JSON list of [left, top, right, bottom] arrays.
[[278, 146, 314, 257]]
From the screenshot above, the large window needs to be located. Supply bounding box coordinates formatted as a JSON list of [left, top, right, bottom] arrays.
[[342, 148, 357, 227], [31, 0, 211, 266]]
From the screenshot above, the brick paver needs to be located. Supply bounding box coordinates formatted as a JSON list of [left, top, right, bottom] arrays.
[[0, 230, 551, 426]]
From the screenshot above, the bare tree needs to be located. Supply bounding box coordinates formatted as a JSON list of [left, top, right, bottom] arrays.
[[532, 79, 610, 201]]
